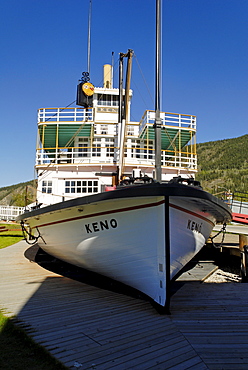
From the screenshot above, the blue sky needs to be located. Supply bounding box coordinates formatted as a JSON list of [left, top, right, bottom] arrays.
[[0, 0, 247, 187]]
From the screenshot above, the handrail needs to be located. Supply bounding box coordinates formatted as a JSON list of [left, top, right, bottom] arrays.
[[38, 107, 94, 123], [216, 191, 248, 216], [36, 145, 197, 169], [139, 110, 197, 136]]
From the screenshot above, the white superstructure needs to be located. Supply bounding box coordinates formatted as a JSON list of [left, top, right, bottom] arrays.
[[35, 65, 197, 207]]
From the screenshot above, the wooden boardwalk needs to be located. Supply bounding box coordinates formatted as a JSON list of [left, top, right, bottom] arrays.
[[1, 240, 248, 369]]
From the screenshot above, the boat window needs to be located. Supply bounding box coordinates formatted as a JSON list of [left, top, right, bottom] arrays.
[[148, 144, 153, 159], [76, 137, 89, 157], [78, 143, 89, 157], [97, 94, 119, 107], [92, 138, 101, 157], [42, 180, 52, 194], [105, 138, 114, 157], [127, 126, 135, 136], [65, 180, 98, 194], [100, 125, 108, 134], [131, 142, 141, 158], [112, 95, 119, 106]]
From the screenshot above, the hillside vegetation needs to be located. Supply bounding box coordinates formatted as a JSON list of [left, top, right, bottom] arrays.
[[195, 134, 248, 194], [0, 135, 247, 206], [0, 180, 36, 207]]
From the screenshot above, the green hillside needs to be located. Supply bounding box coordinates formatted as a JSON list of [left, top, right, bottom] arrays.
[[0, 180, 36, 207], [195, 134, 248, 194]]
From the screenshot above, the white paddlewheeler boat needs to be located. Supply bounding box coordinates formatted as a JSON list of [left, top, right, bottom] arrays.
[[18, 0, 232, 311]]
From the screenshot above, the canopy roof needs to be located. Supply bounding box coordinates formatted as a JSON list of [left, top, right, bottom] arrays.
[[139, 126, 195, 151], [39, 122, 195, 153], [39, 123, 92, 149]]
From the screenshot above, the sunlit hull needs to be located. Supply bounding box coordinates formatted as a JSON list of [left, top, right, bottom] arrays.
[[18, 182, 231, 308]]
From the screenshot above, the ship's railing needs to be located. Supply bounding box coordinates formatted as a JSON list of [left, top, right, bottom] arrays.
[[162, 150, 197, 169], [215, 190, 248, 216], [139, 110, 196, 135], [231, 200, 248, 215], [36, 146, 197, 169], [0, 205, 25, 221], [227, 191, 248, 215], [124, 148, 197, 169], [38, 107, 94, 123]]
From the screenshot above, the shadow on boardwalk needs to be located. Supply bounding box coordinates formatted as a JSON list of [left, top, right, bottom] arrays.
[[1, 240, 248, 369]]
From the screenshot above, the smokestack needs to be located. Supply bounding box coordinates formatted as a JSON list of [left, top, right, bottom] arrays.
[[103, 64, 112, 89]]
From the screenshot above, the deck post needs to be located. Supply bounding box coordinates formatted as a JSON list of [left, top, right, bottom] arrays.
[[240, 234, 248, 282], [164, 195, 171, 314], [154, 0, 162, 183]]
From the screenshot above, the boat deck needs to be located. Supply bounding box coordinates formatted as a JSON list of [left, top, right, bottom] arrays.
[[1, 240, 248, 369]]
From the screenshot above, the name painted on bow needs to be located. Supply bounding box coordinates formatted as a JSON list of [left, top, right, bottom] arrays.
[[85, 218, 118, 233], [187, 219, 202, 233]]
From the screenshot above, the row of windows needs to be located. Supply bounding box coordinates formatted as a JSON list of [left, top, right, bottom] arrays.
[[76, 138, 153, 149], [129, 140, 154, 159], [76, 145, 154, 159], [65, 180, 98, 194], [77, 137, 153, 145], [42, 180, 99, 194], [131, 147, 153, 159], [97, 94, 119, 106], [77, 144, 114, 157], [94, 125, 136, 136], [76, 138, 115, 158], [131, 139, 154, 145]]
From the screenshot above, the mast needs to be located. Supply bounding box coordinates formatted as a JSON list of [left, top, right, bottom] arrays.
[[118, 49, 133, 182], [123, 49, 133, 123], [76, 0, 94, 108], [118, 53, 124, 125], [154, 0, 162, 182]]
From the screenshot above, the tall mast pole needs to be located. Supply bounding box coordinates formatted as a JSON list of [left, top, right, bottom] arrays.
[[123, 49, 134, 124], [118, 53, 124, 124], [87, 0, 92, 75], [154, 0, 162, 182], [117, 50, 133, 182]]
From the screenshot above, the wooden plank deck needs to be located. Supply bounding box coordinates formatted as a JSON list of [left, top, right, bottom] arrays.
[[0, 240, 248, 369]]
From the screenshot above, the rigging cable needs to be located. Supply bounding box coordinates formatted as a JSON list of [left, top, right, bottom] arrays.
[[129, 54, 154, 123], [134, 54, 154, 105]]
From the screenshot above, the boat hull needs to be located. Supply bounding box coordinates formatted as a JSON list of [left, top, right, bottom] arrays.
[[18, 183, 231, 307]]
